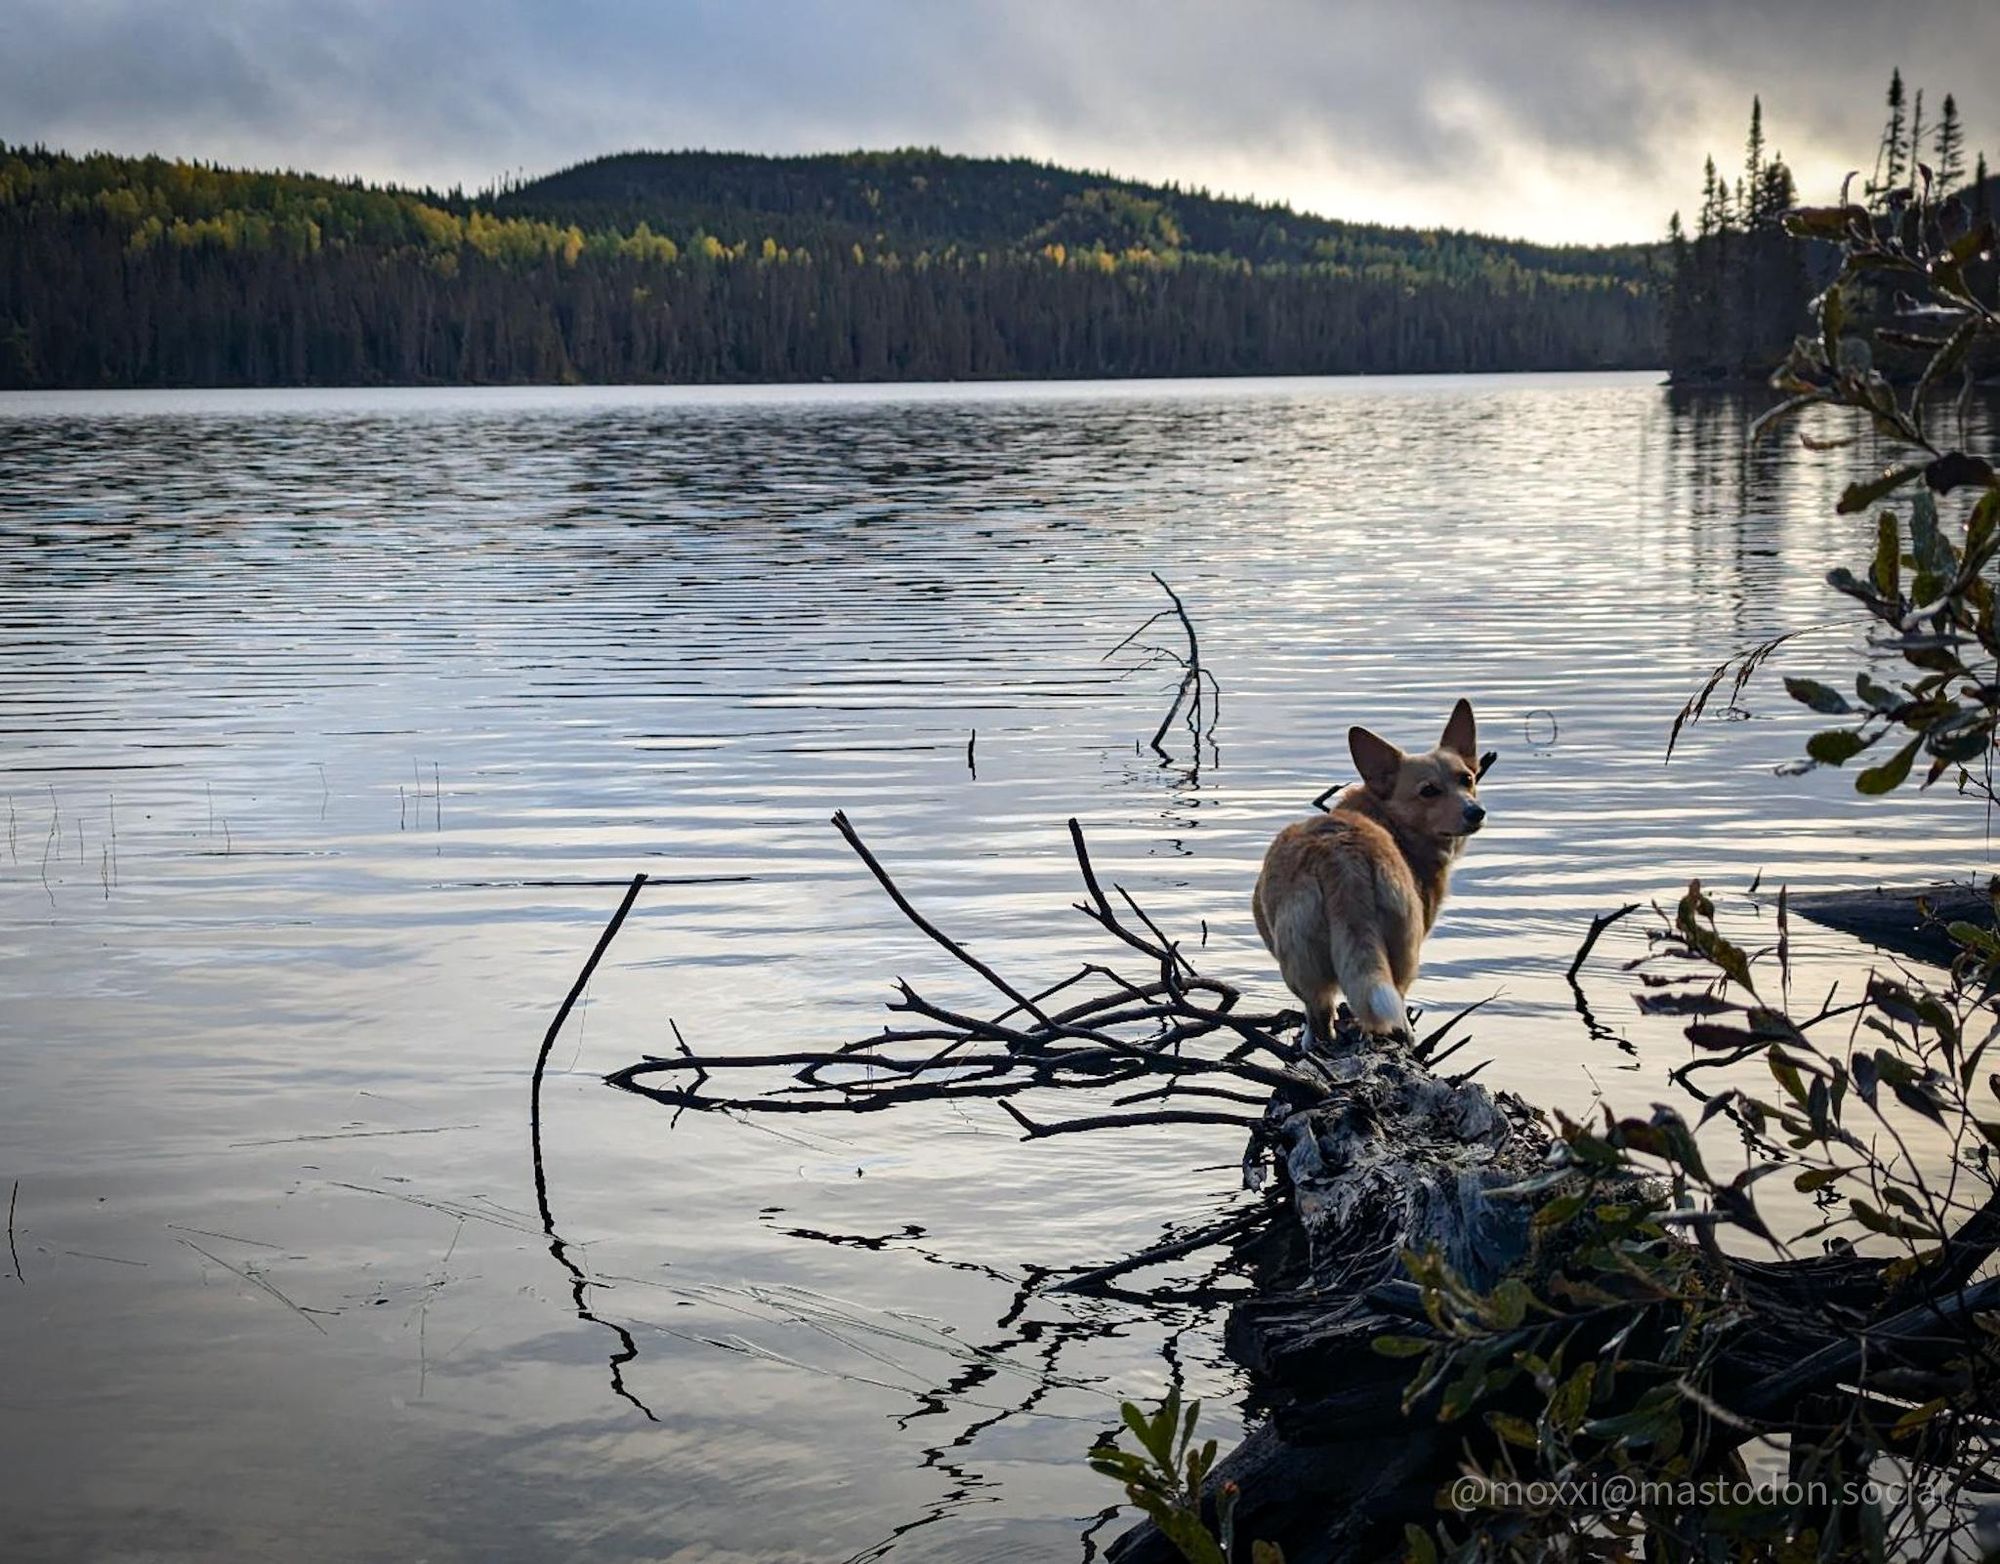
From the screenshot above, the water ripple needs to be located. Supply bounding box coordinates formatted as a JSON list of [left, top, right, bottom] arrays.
[[3, 375, 1997, 1561]]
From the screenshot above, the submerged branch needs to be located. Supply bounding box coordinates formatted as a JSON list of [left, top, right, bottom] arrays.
[[1107, 572, 1221, 766]]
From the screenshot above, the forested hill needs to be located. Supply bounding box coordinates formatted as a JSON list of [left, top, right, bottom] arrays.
[[499, 149, 1657, 283], [0, 143, 1661, 389]]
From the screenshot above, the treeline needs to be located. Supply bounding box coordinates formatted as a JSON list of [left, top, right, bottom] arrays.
[[1665, 80, 1993, 382], [0, 144, 1660, 388]]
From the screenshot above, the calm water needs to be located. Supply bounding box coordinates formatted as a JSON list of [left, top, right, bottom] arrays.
[[3, 374, 1995, 1562]]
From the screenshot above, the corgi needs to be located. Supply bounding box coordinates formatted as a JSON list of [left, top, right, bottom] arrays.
[[1252, 700, 1485, 1042]]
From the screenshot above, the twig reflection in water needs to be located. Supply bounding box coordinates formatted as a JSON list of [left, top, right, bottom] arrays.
[[530, 871, 658, 1421], [536, 852, 1287, 1554]]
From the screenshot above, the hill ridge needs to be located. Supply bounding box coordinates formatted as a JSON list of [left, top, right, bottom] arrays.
[[499, 146, 1658, 278]]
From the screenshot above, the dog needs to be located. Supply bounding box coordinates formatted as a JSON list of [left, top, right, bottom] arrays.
[[1252, 699, 1485, 1042]]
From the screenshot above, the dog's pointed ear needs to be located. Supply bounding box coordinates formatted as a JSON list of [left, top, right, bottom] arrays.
[[1440, 699, 1477, 764], [1349, 726, 1404, 796]]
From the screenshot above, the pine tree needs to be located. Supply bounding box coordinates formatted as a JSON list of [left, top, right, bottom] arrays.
[[1744, 98, 1766, 213], [1977, 153, 1992, 223], [1762, 157, 1796, 217], [1877, 69, 1908, 191], [1935, 94, 1966, 194], [1907, 90, 1926, 187], [1665, 210, 1693, 369]]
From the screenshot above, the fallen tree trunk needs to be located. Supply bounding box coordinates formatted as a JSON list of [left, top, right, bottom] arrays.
[[1107, 1026, 1553, 1562], [1783, 880, 1994, 967]]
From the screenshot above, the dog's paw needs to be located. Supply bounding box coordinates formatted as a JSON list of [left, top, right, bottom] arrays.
[[1351, 983, 1410, 1039]]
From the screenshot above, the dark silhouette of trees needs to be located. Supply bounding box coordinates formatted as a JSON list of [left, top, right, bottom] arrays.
[[1664, 81, 1994, 383], [1665, 119, 1808, 381]]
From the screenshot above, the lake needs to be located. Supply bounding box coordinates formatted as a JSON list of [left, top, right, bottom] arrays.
[[3, 374, 1993, 1562]]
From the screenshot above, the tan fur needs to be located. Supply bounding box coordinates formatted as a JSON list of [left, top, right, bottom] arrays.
[[1252, 700, 1485, 1040]]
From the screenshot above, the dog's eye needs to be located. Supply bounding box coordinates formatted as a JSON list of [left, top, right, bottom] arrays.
[[1458, 773, 1475, 788], [1419, 783, 1442, 798]]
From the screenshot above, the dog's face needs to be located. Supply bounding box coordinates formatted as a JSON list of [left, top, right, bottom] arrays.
[[1348, 699, 1486, 841]]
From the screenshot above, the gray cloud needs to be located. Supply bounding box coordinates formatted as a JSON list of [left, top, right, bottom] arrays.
[[1, 0, 1994, 243]]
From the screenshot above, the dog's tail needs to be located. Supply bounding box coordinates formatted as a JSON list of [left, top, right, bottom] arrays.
[[1328, 920, 1405, 1036]]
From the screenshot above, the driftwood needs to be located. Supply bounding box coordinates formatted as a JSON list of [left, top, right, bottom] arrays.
[[578, 818, 2000, 1559], [609, 813, 1302, 1167], [1109, 572, 1222, 764], [1783, 880, 1994, 968]]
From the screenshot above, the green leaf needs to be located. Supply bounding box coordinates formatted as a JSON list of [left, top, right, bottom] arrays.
[[1851, 1198, 1935, 1242], [1856, 735, 1921, 794], [1584, 1402, 1683, 1448], [1948, 219, 1997, 264], [1122, 1401, 1174, 1471], [1891, 1078, 1948, 1127], [1786, 205, 1866, 239], [1825, 565, 1878, 604], [1855, 673, 1904, 711], [1926, 721, 1992, 765], [1871, 512, 1901, 598], [1891, 1396, 1950, 1439], [1769, 1050, 1810, 1107], [1916, 313, 1987, 406], [1373, 1334, 1431, 1358], [1784, 677, 1852, 714], [1550, 1362, 1597, 1433], [1153, 1510, 1227, 1564], [1950, 921, 2000, 955], [1486, 1278, 1533, 1328], [1910, 490, 1954, 580], [1807, 728, 1868, 765], [1925, 451, 1997, 496], [1402, 1525, 1439, 1564], [1484, 1411, 1539, 1449], [1531, 1191, 1585, 1230], [1838, 463, 1927, 515]]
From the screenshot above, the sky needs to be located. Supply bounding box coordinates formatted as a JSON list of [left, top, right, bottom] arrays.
[[2, 0, 1995, 246]]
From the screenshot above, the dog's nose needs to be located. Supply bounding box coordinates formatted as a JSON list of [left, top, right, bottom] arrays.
[[1464, 803, 1487, 826]]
